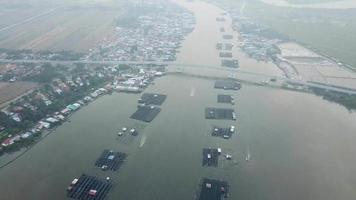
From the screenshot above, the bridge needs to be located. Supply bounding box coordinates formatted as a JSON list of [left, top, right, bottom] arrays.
[[1, 58, 356, 95]]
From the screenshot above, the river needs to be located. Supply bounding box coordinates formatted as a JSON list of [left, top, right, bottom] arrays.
[[0, 1, 356, 200], [259, 0, 356, 9]]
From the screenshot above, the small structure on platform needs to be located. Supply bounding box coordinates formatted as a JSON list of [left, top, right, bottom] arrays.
[[138, 93, 167, 105], [67, 174, 113, 200], [217, 94, 234, 104], [221, 59, 239, 68], [205, 108, 236, 120], [219, 52, 233, 58], [214, 79, 241, 90], [95, 150, 127, 171], [211, 126, 235, 139], [197, 178, 229, 200], [130, 106, 161, 122], [202, 148, 220, 167]]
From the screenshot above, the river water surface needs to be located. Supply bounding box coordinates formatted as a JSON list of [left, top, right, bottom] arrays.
[[0, 1, 356, 200]]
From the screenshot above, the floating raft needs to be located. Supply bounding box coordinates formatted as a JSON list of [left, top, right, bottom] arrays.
[[67, 174, 112, 200], [95, 150, 127, 171], [217, 94, 234, 104], [138, 93, 167, 105], [130, 105, 161, 122], [214, 80, 241, 90], [211, 126, 235, 139], [216, 17, 226, 22], [222, 35, 233, 40], [219, 52, 232, 58], [223, 43, 233, 51], [197, 178, 229, 200], [216, 43, 223, 50], [221, 59, 239, 68], [205, 108, 236, 120], [202, 148, 220, 167]]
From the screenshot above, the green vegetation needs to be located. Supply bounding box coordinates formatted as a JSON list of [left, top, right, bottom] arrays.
[[311, 87, 356, 111]]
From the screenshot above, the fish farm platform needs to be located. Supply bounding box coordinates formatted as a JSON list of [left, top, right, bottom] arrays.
[[197, 178, 229, 200], [67, 174, 112, 200], [202, 148, 220, 167], [222, 35, 233, 40], [130, 106, 161, 122], [221, 59, 239, 68], [205, 108, 236, 120], [211, 126, 235, 139], [95, 150, 127, 171], [219, 52, 233, 58], [214, 80, 241, 90], [217, 94, 234, 104], [138, 93, 167, 105]]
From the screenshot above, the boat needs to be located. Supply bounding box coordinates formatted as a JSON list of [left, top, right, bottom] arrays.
[[117, 132, 123, 136], [225, 154, 232, 160], [246, 146, 250, 161]]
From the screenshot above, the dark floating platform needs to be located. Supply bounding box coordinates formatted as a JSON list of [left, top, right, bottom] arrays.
[[216, 43, 223, 50], [222, 35, 233, 40], [219, 52, 232, 58], [212, 126, 235, 139], [67, 174, 113, 200], [205, 107, 236, 120], [216, 17, 226, 22], [130, 105, 161, 122], [138, 93, 167, 105], [223, 43, 233, 51], [214, 79, 241, 90], [202, 148, 220, 167], [221, 59, 239, 68], [217, 94, 234, 104], [197, 178, 229, 200], [95, 150, 127, 171]]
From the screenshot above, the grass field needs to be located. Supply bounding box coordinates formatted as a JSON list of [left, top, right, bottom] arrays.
[[0, 0, 123, 52], [0, 82, 38, 107]]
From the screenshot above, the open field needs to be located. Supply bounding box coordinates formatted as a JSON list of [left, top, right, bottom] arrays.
[[0, 82, 37, 107], [0, 1, 123, 52]]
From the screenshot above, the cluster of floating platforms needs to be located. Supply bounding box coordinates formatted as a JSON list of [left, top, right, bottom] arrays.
[[205, 107, 236, 120], [214, 79, 241, 90], [212, 126, 235, 139], [67, 174, 113, 200], [202, 148, 220, 167], [138, 93, 167, 105], [131, 93, 166, 122], [221, 59, 239, 68], [219, 52, 232, 58], [95, 150, 127, 171], [197, 178, 229, 200], [217, 94, 234, 104]]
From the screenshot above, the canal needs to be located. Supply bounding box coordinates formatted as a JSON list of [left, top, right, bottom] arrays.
[[0, 1, 356, 200]]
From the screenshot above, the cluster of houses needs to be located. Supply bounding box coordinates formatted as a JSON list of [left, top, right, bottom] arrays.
[[83, 0, 195, 62]]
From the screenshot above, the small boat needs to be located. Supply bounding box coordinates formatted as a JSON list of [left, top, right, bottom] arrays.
[[225, 154, 232, 160], [122, 127, 127, 132], [246, 146, 250, 161], [117, 132, 123, 136]]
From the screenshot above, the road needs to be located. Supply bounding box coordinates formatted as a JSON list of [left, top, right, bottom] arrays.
[[1, 58, 356, 95]]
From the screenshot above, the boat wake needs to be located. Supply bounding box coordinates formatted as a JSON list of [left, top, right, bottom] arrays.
[[190, 87, 195, 97], [139, 134, 147, 148]]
